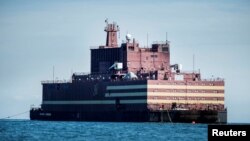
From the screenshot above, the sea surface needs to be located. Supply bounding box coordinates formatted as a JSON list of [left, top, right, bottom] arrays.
[[0, 120, 207, 141]]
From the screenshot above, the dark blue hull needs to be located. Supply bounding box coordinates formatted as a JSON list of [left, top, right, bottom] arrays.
[[30, 109, 227, 123]]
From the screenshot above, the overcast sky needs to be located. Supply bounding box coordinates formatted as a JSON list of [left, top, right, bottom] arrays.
[[0, 0, 250, 123]]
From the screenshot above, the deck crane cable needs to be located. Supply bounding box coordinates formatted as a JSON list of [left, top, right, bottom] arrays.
[[0, 110, 29, 120]]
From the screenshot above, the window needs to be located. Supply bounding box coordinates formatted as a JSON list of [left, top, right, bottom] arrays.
[[162, 47, 169, 52], [128, 46, 134, 51]]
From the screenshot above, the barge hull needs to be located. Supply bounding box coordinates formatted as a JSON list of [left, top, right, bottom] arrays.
[[30, 109, 227, 123]]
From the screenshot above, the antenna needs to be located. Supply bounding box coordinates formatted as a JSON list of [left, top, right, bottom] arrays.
[[147, 33, 148, 48], [105, 18, 108, 24], [117, 25, 120, 39], [166, 32, 168, 41], [193, 54, 195, 73], [53, 66, 55, 83]]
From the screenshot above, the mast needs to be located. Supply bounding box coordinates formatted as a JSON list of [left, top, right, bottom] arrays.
[[104, 19, 119, 47]]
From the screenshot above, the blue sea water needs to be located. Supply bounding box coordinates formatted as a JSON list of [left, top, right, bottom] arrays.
[[0, 120, 207, 141]]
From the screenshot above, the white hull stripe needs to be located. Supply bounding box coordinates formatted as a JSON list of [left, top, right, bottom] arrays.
[[43, 99, 224, 105], [43, 100, 115, 105], [107, 85, 147, 90], [105, 92, 147, 97], [107, 85, 224, 90], [43, 100, 146, 105], [105, 92, 224, 97], [120, 99, 146, 104], [148, 85, 224, 90], [148, 99, 224, 104]]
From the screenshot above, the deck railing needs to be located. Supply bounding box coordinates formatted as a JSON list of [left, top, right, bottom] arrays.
[[41, 80, 72, 84]]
